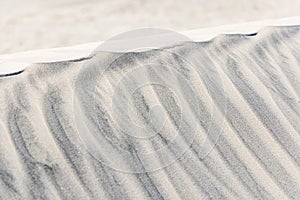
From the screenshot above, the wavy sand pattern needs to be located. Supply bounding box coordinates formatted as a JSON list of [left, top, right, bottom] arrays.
[[0, 26, 300, 199]]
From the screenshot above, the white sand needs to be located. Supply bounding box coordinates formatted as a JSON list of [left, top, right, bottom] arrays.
[[0, 23, 300, 199], [1, 0, 300, 54], [1, 16, 300, 75]]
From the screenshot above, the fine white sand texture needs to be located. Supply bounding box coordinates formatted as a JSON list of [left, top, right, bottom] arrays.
[[1, 25, 300, 199], [2, 0, 300, 54]]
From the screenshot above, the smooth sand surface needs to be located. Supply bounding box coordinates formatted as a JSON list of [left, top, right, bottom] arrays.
[[1, 0, 300, 54]]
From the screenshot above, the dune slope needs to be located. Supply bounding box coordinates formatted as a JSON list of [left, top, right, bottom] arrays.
[[0, 26, 300, 199]]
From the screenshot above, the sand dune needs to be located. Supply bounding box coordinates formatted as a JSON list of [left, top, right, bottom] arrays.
[[0, 25, 300, 199]]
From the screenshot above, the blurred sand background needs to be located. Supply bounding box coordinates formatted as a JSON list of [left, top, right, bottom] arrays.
[[1, 0, 300, 54]]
